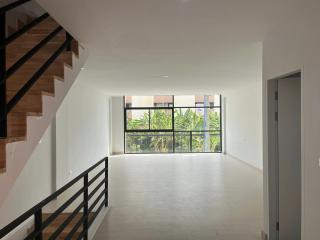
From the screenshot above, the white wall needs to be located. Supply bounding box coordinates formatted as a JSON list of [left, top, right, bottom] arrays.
[[111, 97, 124, 155], [0, 125, 54, 229], [224, 81, 263, 170], [262, 1, 320, 239], [55, 76, 110, 187], [0, 74, 110, 236]]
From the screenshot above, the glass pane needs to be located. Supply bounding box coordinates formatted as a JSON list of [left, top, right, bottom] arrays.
[[125, 96, 173, 108], [209, 108, 221, 131], [150, 109, 172, 130], [210, 134, 222, 152], [125, 132, 173, 153], [191, 132, 221, 152], [124, 95, 222, 153], [126, 109, 149, 130], [193, 108, 221, 131], [174, 108, 220, 131], [174, 108, 195, 131], [174, 132, 191, 152], [192, 132, 206, 152]]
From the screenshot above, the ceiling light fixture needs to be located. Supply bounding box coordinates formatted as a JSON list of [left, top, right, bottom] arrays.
[[159, 75, 169, 78]]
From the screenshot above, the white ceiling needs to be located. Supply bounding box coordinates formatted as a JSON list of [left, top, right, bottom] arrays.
[[35, 0, 302, 95]]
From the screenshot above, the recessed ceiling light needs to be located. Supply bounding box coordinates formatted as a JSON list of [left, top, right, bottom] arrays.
[[81, 67, 86, 70], [160, 75, 169, 78]]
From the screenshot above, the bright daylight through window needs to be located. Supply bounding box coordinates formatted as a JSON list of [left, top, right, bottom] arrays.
[[124, 95, 222, 153]]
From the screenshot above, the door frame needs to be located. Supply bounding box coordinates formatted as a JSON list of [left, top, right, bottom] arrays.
[[267, 70, 303, 240]]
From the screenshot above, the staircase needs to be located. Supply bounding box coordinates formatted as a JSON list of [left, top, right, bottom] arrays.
[[41, 213, 94, 240], [0, 158, 108, 240], [0, 0, 87, 205], [42, 213, 83, 240]]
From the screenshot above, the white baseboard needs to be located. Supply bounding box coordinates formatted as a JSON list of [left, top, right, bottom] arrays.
[[226, 153, 263, 172], [89, 206, 110, 240]]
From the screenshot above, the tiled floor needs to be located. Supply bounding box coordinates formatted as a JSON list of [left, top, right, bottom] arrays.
[[94, 154, 263, 240]]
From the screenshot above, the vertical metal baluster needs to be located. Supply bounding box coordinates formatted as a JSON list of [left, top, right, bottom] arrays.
[[190, 131, 192, 152], [105, 158, 108, 207], [148, 109, 151, 130], [66, 32, 72, 51], [219, 94, 223, 152], [34, 209, 43, 240], [172, 107, 175, 153], [0, 12, 7, 138], [83, 173, 89, 240]]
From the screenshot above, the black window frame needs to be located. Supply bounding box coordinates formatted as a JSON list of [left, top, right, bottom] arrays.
[[123, 95, 223, 154]]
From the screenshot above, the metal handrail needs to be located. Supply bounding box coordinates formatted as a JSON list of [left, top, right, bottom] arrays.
[[5, 26, 63, 80], [1, 13, 50, 49], [6, 38, 71, 113], [0, 157, 109, 240]]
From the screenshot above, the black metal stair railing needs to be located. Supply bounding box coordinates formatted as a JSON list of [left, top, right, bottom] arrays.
[[0, 157, 109, 240], [0, 0, 74, 138]]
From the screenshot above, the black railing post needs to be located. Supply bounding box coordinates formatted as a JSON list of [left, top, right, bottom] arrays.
[[66, 32, 72, 51], [105, 158, 108, 207], [0, 12, 7, 138], [34, 209, 43, 240], [189, 131, 192, 152], [83, 173, 89, 240]]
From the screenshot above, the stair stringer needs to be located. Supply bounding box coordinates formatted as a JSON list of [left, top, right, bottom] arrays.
[[0, 45, 88, 206]]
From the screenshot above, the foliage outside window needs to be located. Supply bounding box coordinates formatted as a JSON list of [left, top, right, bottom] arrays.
[[124, 95, 222, 153]]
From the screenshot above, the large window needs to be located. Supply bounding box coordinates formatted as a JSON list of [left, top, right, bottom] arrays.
[[124, 95, 222, 153]]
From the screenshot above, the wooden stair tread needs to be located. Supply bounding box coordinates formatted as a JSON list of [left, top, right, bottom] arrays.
[[7, 112, 27, 138], [7, 91, 43, 114], [7, 53, 71, 63], [7, 34, 65, 46], [6, 64, 66, 82], [42, 213, 85, 240], [41, 213, 95, 239], [7, 41, 66, 53], [0, 136, 26, 144], [6, 48, 73, 76], [6, 41, 67, 70], [17, 18, 34, 29], [6, 60, 68, 70], [6, 75, 54, 86], [16, 18, 60, 35]]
